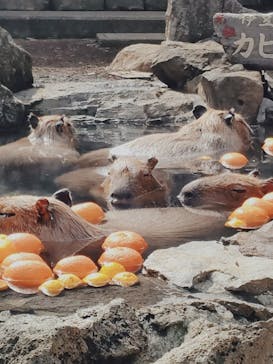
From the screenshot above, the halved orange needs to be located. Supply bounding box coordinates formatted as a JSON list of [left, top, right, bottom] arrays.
[[111, 272, 139, 287], [8, 233, 44, 255], [98, 247, 143, 273], [1, 252, 44, 271], [0, 239, 17, 263], [53, 255, 98, 279], [262, 192, 273, 205], [102, 231, 148, 254], [219, 152, 248, 169], [225, 206, 270, 229], [71, 202, 105, 224], [262, 137, 273, 156], [3, 260, 53, 294]]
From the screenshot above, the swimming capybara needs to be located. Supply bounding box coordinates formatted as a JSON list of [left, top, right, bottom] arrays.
[[178, 172, 273, 213], [55, 156, 171, 209], [77, 107, 252, 169], [0, 114, 79, 185]]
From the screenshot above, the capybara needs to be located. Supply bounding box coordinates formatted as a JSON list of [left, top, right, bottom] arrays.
[[0, 114, 79, 186], [178, 172, 273, 213], [56, 156, 171, 209], [77, 107, 252, 169]]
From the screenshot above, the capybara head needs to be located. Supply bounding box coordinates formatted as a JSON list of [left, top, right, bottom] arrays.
[[102, 156, 167, 209], [178, 172, 273, 212], [0, 194, 105, 263], [189, 106, 252, 154], [28, 113, 76, 148]]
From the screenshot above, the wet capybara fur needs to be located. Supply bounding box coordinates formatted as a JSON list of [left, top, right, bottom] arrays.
[[78, 107, 252, 169]]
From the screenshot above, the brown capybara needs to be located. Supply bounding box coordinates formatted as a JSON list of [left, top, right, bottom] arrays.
[[0, 114, 79, 184], [178, 172, 273, 213], [0, 192, 227, 263], [77, 107, 252, 169], [55, 156, 171, 209]]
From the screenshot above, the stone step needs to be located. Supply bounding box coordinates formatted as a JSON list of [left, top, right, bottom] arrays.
[[96, 32, 165, 45], [0, 11, 165, 38]]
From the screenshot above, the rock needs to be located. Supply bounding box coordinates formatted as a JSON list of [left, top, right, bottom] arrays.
[[165, 0, 252, 43], [0, 27, 33, 92], [51, 0, 104, 10], [0, 84, 26, 132], [105, 0, 144, 10], [0, 0, 48, 10], [15, 79, 203, 127], [151, 40, 225, 89], [213, 12, 273, 70], [199, 69, 263, 122], [143, 241, 273, 295], [109, 43, 160, 73], [226, 220, 273, 259], [257, 98, 273, 123], [145, 0, 167, 11]]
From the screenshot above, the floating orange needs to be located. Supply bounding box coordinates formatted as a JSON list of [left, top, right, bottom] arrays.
[[71, 202, 105, 224], [262, 192, 273, 205], [262, 137, 273, 156], [111, 272, 139, 287], [3, 260, 53, 294], [98, 247, 144, 273], [8, 233, 44, 255], [219, 152, 248, 169], [1, 252, 44, 271], [242, 197, 273, 219], [225, 206, 270, 229], [102, 231, 148, 254], [0, 238, 16, 263], [53, 255, 98, 279]]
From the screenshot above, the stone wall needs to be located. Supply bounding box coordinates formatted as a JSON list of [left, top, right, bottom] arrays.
[[0, 0, 167, 10]]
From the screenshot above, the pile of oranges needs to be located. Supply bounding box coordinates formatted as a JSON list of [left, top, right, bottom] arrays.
[[0, 226, 148, 297], [225, 193, 273, 230]]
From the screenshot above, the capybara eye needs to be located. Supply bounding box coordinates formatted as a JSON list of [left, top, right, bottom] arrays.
[[231, 188, 246, 194], [184, 192, 194, 199]]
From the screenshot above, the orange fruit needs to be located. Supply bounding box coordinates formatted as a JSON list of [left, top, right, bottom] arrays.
[[102, 231, 148, 254], [1, 252, 44, 270], [225, 206, 270, 229], [53, 255, 98, 279], [262, 192, 273, 205], [0, 279, 9, 291], [39, 280, 64, 297], [3, 260, 53, 294], [262, 137, 273, 156], [0, 238, 17, 263], [242, 197, 273, 219], [71, 202, 105, 224], [219, 152, 248, 169], [83, 272, 110, 287], [58, 274, 83, 289], [111, 272, 139, 287], [8, 233, 44, 255], [98, 247, 143, 273], [99, 262, 125, 279]]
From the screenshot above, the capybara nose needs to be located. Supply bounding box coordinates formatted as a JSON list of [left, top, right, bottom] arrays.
[[178, 191, 194, 206], [55, 121, 64, 133], [110, 191, 133, 201]]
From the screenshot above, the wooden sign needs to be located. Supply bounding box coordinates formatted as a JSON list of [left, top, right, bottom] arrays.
[[213, 12, 273, 70]]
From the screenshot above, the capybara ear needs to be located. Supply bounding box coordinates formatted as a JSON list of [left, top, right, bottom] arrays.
[[28, 113, 39, 129], [192, 105, 207, 119], [248, 169, 260, 178], [36, 199, 51, 223], [52, 188, 73, 207], [147, 157, 158, 170], [261, 178, 273, 194]]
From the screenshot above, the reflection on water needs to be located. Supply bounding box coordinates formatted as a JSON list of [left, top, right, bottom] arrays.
[[0, 115, 273, 198]]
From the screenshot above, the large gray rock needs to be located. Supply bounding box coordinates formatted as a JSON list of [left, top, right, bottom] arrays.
[[151, 40, 225, 89], [0, 84, 25, 132], [0, 0, 48, 10], [165, 0, 252, 43], [143, 241, 273, 295], [51, 0, 104, 10], [199, 69, 263, 122], [105, 0, 144, 10], [0, 27, 33, 92], [213, 12, 273, 70], [109, 43, 160, 73]]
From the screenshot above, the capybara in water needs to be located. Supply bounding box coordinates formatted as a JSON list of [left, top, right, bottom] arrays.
[[0, 114, 79, 186], [77, 107, 252, 169], [56, 156, 171, 209], [178, 172, 273, 213]]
